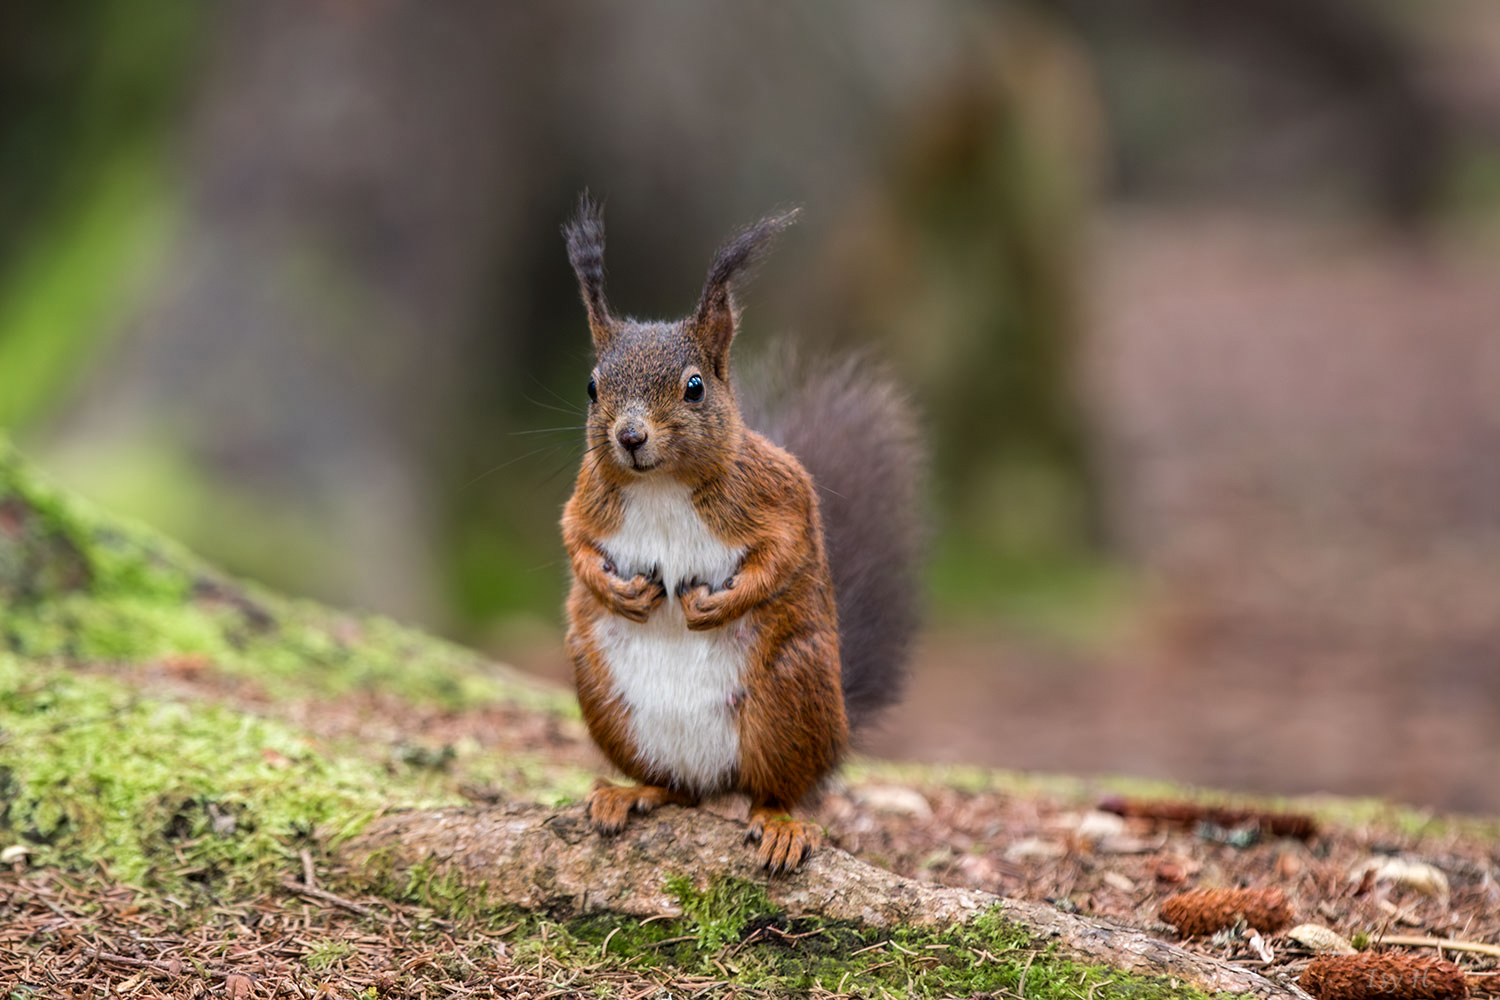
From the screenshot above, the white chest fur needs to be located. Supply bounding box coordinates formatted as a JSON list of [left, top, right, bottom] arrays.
[[594, 478, 748, 793]]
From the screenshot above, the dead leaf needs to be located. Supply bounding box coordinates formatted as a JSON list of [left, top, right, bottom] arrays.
[[1004, 837, 1066, 861], [852, 785, 932, 819], [1349, 857, 1450, 898], [1286, 923, 1357, 955], [1073, 810, 1126, 843]]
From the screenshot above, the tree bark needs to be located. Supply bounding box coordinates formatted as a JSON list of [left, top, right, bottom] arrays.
[[343, 802, 1300, 998]]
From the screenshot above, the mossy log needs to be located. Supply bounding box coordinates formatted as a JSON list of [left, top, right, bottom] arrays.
[[343, 802, 1299, 998]]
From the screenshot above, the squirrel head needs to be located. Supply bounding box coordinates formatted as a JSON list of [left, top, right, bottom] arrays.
[[563, 194, 797, 482]]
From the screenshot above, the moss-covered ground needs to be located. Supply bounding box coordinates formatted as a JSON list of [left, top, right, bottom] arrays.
[[0, 435, 567, 712], [0, 654, 447, 888]]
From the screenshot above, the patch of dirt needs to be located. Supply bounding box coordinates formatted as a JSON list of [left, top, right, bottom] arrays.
[[863, 627, 1500, 817], [1080, 214, 1500, 814]]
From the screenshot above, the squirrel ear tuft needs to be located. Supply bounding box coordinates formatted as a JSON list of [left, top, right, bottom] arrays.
[[563, 192, 616, 348], [693, 208, 799, 377]]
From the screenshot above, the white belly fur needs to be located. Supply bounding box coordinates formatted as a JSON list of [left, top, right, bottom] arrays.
[[595, 478, 748, 793]]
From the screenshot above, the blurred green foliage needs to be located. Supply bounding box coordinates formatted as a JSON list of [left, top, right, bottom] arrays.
[[0, 0, 197, 427], [0, 154, 175, 428]]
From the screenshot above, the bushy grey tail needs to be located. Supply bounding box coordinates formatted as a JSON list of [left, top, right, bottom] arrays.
[[741, 353, 925, 732]]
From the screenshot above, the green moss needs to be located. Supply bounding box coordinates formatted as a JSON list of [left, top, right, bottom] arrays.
[[665, 874, 776, 952], [0, 656, 456, 889], [303, 940, 355, 971], [491, 898, 1234, 999], [0, 137, 177, 434], [397, 855, 494, 924], [0, 436, 571, 715]]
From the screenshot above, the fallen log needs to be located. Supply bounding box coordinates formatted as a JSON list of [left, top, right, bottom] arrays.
[[342, 802, 1300, 997]]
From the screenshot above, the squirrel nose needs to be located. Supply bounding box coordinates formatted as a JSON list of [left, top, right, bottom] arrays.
[[616, 425, 648, 452]]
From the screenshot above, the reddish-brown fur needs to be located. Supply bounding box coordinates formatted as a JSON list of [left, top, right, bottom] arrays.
[[559, 196, 844, 870]]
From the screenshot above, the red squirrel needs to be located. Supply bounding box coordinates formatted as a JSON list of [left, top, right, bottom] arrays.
[[559, 195, 922, 872]]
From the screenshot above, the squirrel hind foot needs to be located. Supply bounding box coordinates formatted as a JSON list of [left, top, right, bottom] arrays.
[[745, 807, 822, 874], [586, 781, 688, 835]]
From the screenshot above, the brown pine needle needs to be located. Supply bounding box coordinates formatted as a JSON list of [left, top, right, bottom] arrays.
[[1379, 934, 1500, 960], [281, 879, 387, 922]]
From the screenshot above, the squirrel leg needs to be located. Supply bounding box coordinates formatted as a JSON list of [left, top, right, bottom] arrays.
[[586, 780, 693, 834], [735, 630, 844, 874], [746, 804, 822, 873]]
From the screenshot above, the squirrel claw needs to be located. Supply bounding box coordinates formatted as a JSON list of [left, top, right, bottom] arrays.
[[609, 572, 666, 621], [746, 811, 820, 873], [679, 581, 728, 630], [587, 781, 680, 834]]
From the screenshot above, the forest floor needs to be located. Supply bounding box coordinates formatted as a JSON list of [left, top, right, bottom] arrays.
[[5, 657, 1499, 999]]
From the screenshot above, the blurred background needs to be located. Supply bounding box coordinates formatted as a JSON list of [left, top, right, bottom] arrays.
[[4, 0, 1499, 810]]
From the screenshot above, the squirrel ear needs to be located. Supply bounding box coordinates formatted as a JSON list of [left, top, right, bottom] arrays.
[[692, 208, 799, 377], [563, 192, 617, 349]]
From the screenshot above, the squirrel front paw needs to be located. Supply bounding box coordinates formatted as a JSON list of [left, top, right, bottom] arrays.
[[586, 781, 686, 834], [677, 578, 734, 631], [604, 567, 666, 623]]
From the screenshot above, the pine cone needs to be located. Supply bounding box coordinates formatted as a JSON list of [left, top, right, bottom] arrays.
[[1300, 953, 1468, 1000], [1158, 886, 1293, 936]]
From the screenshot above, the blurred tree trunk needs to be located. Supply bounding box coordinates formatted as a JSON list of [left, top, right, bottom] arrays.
[[1041, 0, 1451, 223], [812, 11, 1108, 568], [0, 0, 200, 429], [1160, 0, 1446, 223], [46, 0, 553, 620]]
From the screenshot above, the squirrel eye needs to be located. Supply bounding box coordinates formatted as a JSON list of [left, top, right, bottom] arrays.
[[587, 378, 598, 403], [684, 374, 705, 402]]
